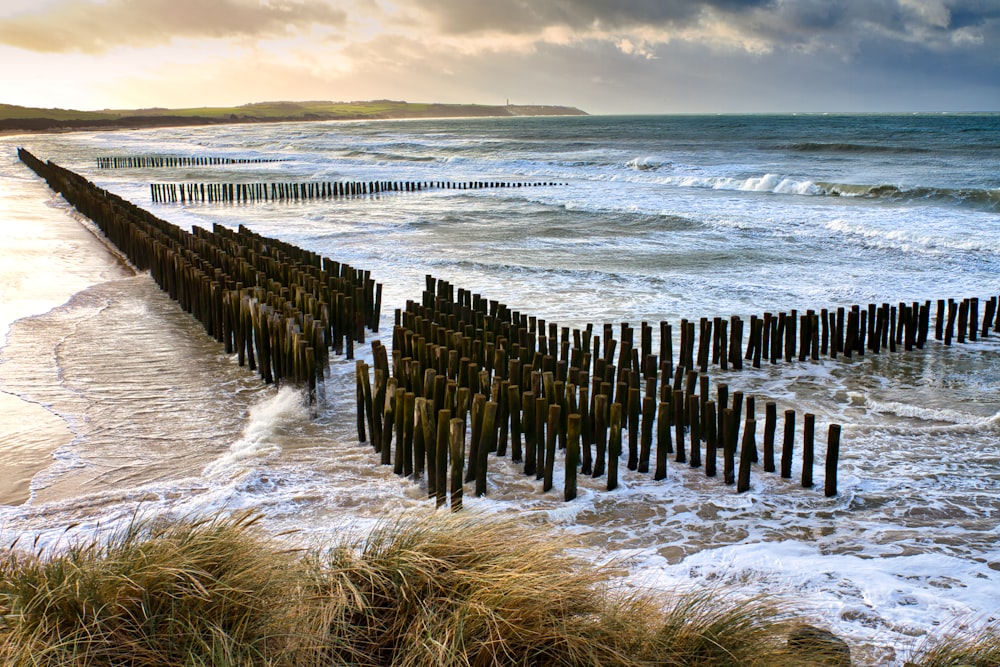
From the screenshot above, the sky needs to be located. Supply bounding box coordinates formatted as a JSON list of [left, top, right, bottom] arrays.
[[1, 0, 998, 114]]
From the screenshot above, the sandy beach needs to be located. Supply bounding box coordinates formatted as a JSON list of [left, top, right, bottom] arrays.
[[0, 157, 131, 504]]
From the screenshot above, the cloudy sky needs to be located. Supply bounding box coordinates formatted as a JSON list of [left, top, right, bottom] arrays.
[[1, 0, 997, 113]]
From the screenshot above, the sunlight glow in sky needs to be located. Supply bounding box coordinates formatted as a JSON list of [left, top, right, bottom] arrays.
[[1, 0, 997, 113]]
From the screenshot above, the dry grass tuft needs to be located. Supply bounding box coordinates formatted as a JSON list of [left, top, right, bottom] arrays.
[[0, 512, 301, 666], [904, 625, 1000, 667], [3, 509, 994, 666]]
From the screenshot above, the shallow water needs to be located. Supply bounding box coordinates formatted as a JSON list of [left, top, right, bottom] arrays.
[[0, 116, 998, 664]]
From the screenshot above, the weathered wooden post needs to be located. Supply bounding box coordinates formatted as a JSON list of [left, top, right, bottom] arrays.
[[593, 393, 608, 477], [673, 389, 686, 463], [449, 417, 464, 511], [704, 401, 717, 478], [476, 401, 497, 497], [436, 409, 450, 507], [763, 401, 777, 473], [781, 410, 795, 479], [825, 423, 841, 497], [639, 395, 655, 473], [802, 413, 815, 488], [508, 384, 523, 463], [737, 419, 757, 493], [723, 408, 736, 485], [655, 400, 670, 480], [522, 391, 537, 476], [688, 397, 701, 468], [544, 403, 560, 492], [534, 395, 548, 480], [608, 402, 622, 491], [566, 413, 580, 501]]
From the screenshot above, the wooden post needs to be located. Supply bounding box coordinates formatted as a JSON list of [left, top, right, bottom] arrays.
[[608, 402, 622, 491], [476, 401, 497, 497], [522, 391, 536, 476], [420, 399, 436, 494], [466, 394, 486, 483], [825, 423, 841, 497], [449, 417, 464, 511], [381, 379, 397, 465], [544, 404, 560, 492], [403, 392, 415, 477], [802, 413, 815, 488], [355, 361, 368, 442], [566, 413, 580, 501], [688, 396, 701, 468], [579, 385, 592, 475], [763, 401, 777, 473], [639, 396, 655, 473], [723, 408, 735, 485], [704, 401, 717, 478], [673, 389, 686, 463], [535, 396, 548, 480], [627, 386, 641, 470], [781, 410, 795, 479], [593, 393, 608, 477], [508, 384, 522, 462], [655, 400, 670, 480], [436, 409, 450, 508], [737, 419, 756, 493]]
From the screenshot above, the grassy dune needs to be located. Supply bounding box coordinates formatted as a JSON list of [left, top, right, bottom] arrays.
[[0, 512, 994, 666]]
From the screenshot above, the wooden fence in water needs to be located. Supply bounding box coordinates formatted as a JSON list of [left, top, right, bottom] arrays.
[[355, 274, 998, 509], [19, 148, 380, 397], [149, 180, 565, 203], [18, 147, 997, 509], [97, 155, 289, 169]]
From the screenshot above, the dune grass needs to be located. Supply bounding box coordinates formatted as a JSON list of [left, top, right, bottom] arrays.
[[0, 511, 993, 666], [904, 626, 1000, 667]]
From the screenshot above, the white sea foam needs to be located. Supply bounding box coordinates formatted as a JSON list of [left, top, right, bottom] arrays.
[[202, 387, 307, 478], [625, 540, 1000, 661], [643, 173, 822, 195], [825, 219, 998, 254]]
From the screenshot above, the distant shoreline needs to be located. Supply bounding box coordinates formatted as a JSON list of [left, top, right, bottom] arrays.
[[0, 100, 587, 135]]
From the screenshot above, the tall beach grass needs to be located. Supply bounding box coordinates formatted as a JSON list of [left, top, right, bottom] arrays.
[[0, 511, 993, 666]]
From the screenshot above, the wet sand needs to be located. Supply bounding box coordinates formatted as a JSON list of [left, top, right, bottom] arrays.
[[0, 160, 132, 504]]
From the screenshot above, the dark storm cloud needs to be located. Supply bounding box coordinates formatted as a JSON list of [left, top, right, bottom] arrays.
[[0, 0, 346, 54], [412, 0, 772, 34], [414, 0, 1000, 62]]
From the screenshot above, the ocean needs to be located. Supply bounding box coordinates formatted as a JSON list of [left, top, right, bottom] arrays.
[[1, 113, 998, 664]]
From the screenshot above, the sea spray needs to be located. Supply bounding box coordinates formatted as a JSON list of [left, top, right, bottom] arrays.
[[202, 387, 308, 479]]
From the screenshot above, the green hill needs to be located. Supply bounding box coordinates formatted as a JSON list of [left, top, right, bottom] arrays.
[[0, 100, 586, 132]]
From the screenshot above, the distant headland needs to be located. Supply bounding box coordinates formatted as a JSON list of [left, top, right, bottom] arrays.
[[0, 100, 588, 133]]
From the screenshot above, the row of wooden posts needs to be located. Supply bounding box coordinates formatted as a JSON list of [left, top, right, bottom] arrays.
[[97, 155, 288, 169], [19, 148, 997, 510], [635, 297, 997, 378], [19, 148, 381, 396], [353, 275, 853, 509], [149, 180, 566, 204]]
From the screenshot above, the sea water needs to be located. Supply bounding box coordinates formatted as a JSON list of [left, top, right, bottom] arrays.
[[1, 114, 998, 664]]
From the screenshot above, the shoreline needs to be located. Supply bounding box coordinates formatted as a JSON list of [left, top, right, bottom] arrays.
[[0, 102, 588, 137], [0, 160, 133, 505]]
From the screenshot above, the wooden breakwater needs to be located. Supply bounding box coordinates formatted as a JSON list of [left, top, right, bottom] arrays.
[[19, 148, 380, 396], [149, 180, 565, 203], [97, 155, 289, 169], [358, 276, 950, 510]]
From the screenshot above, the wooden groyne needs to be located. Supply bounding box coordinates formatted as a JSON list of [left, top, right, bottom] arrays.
[[149, 180, 566, 203], [97, 156, 288, 169], [353, 275, 1000, 509], [19, 148, 380, 396]]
